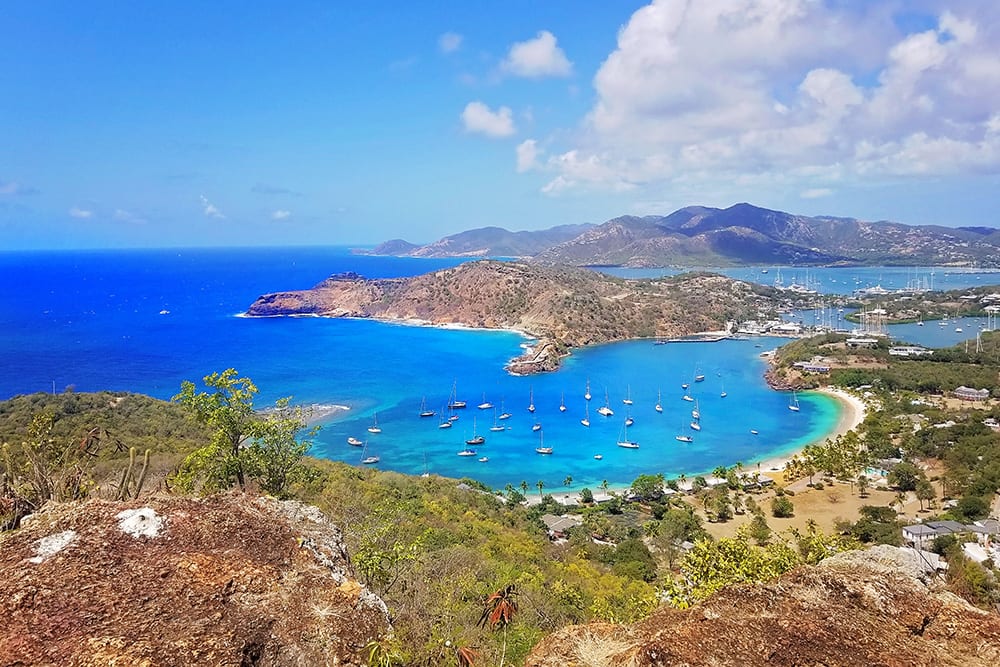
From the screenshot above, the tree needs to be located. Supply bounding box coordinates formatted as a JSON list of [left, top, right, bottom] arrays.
[[748, 513, 771, 545], [519, 480, 529, 497], [856, 473, 870, 498], [536, 480, 545, 500], [771, 495, 794, 518], [630, 473, 665, 502], [915, 478, 936, 512], [478, 584, 518, 667], [579, 487, 594, 504], [563, 475, 573, 489], [887, 461, 921, 492], [172, 369, 314, 495]]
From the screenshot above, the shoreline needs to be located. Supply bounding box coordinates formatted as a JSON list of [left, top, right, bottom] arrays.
[[525, 385, 868, 506]]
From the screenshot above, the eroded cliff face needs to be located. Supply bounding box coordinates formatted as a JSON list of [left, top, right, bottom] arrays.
[[0, 494, 390, 666], [526, 546, 1000, 667]]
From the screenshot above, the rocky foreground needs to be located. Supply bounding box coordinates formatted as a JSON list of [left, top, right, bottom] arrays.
[[526, 546, 1000, 667], [0, 494, 389, 666], [246, 260, 778, 373]]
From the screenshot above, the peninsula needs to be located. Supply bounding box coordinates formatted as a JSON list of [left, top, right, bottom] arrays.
[[245, 260, 780, 373]]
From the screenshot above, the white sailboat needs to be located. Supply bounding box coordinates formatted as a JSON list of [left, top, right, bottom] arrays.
[[581, 402, 591, 427], [675, 433, 693, 443], [438, 407, 453, 429], [691, 400, 700, 420], [447, 380, 467, 410], [624, 408, 634, 427], [478, 393, 493, 410], [360, 442, 379, 465], [617, 421, 639, 449], [367, 413, 382, 434], [419, 397, 435, 418], [535, 429, 552, 454], [654, 389, 663, 413], [527, 386, 535, 413], [720, 380, 727, 398], [584, 378, 592, 401], [559, 392, 567, 412], [597, 388, 614, 416], [347, 436, 363, 446], [489, 408, 505, 432], [622, 385, 633, 405], [788, 391, 800, 412], [465, 417, 485, 445], [498, 398, 511, 420]]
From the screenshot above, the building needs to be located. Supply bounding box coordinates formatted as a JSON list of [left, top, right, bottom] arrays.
[[888, 346, 933, 357], [902, 520, 970, 548], [846, 337, 879, 348], [953, 386, 990, 401], [540, 514, 582, 541]]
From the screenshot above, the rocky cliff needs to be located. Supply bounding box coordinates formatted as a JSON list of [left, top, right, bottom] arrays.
[[525, 546, 1000, 667], [0, 494, 390, 666]]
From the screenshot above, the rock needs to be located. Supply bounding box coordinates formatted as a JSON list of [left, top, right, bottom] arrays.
[[525, 545, 1000, 667], [0, 494, 390, 666]]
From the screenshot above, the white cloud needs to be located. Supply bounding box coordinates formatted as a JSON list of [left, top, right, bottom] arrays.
[[0, 179, 37, 196], [800, 188, 833, 199], [501, 30, 572, 78], [113, 208, 146, 224], [271, 209, 291, 220], [439, 32, 463, 54], [528, 1, 1000, 200], [68, 207, 93, 219], [461, 101, 516, 138], [200, 195, 225, 219], [516, 139, 540, 172]]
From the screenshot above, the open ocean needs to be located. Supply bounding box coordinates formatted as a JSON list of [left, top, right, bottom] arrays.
[[2, 247, 996, 491]]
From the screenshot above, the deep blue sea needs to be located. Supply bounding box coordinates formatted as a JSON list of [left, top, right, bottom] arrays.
[[2, 248, 996, 492]]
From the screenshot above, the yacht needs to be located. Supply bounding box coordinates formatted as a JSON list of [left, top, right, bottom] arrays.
[[559, 392, 567, 412], [622, 385, 633, 406], [527, 386, 535, 413], [498, 398, 511, 420], [489, 409, 505, 432], [465, 418, 485, 445], [654, 389, 663, 413], [675, 434, 694, 443], [584, 378, 592, 401], [457, 448, 477, 457], [347, 437, 363, 446], [447, 380, 467, 409], [532, 422, 542, 432], [477, 393, 493, 410], [616, 421, 639, 449], [535, 430, 553, 455], [581, 403, 591, 427], [597, 389, 614, 416], [419, 397, 435, 418], [360, 443, 379, 465], [367, 413, 382, 434], [789, 391, 801, 412]]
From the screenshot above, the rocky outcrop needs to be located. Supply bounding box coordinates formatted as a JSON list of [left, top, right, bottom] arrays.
[[525, 545, 1000, 667], [0, 494, 390, 666]]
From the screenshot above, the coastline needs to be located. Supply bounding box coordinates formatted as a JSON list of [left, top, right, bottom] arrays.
[[750, 386, 867, 482]]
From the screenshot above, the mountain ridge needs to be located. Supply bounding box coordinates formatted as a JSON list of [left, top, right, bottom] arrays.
[[365, 203, 1000, 268]]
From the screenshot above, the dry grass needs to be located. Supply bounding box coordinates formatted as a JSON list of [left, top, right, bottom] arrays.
[[572, 629, 639, 667]]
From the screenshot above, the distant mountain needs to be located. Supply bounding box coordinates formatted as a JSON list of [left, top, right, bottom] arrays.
[[368, 204, 1000, 268], [538, 203, 1000, 267], [358, 223, 595, 258]]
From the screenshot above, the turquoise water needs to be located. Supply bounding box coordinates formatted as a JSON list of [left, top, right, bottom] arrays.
[[8, 247, 968, 491]]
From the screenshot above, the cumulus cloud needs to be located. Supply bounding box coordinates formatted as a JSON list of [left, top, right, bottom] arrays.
[[516, 139, 540, 172], [271, 209, 291, 220], [113, 208, 146, 224], [200, 195, 225, 219], [461, 101, 516, 138], [439, 32, 463, 53], [527, 1, 1000, 200], [68, 207, 93, 219], [501, 30, 572, 78]]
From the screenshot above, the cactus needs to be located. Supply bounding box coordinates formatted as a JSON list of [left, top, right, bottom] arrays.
[[115, 447, 136, 501], [132, 449, 151, 500]]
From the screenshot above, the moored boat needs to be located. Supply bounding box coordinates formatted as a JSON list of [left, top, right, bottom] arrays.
[[347, 436, 363, 446]]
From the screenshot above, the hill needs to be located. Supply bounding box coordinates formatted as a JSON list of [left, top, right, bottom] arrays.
[[359, 223, 594, 258], [245, 260, 780, 372], [369, 203, 1000, 268]]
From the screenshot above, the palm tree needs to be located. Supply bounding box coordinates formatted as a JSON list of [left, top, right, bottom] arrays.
[[536, 480, 545, 500], [563, 474, 573, 488], [519, 480, 528, 496], [478, 584, 518, 667], [600, 479, 609, 497]]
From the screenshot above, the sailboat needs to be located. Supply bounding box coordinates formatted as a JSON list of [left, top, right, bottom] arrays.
[[691, 400, 700, 420], [689, 418, 701, 431], [682, 393, 694, 402], [535, 429, 552, 455], [694, 368, 705, 382], [439, 407, 453, 429], [654, 389, 663, 413], [360, 442, 379, 465], [367, 413, 382, 434], [532, 422, 542, 432], [478, 393, 493, 410], [617, 421, 639, 449], [675, 433, 694, 443], [750, 429, 759, 435], [581, 403, 591, 427], [465, 418, 485, 445], [584, 378, 592, 401], [527, 386, 535, 413], [720, 380, 727, 398], [447, 380, 467, 409], [498, 398, 511, 420], [457, 446, 477, 456], [624, 408, 634, 427], [489, 408, 505, 432], [419, 397, 436, 418], [788, 391, 801, 412], [597, 389, 614, 416], [622, 385, 633, 405], [559, 392, 567, 412], [347, 436, 363, 446]]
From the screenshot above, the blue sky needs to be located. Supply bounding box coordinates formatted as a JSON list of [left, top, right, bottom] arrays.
[[2, 1, 999, 249]]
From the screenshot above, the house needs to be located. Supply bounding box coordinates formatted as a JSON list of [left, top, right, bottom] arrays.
[[846, 337, 879, 348], [540, 514, 582, 541], [902, 520, 971, 548], [889, 346, 933, 357], [953, 386, 990, 401]]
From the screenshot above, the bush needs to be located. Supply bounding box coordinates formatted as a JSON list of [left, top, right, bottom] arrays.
[[771, 495, 795, 518]]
